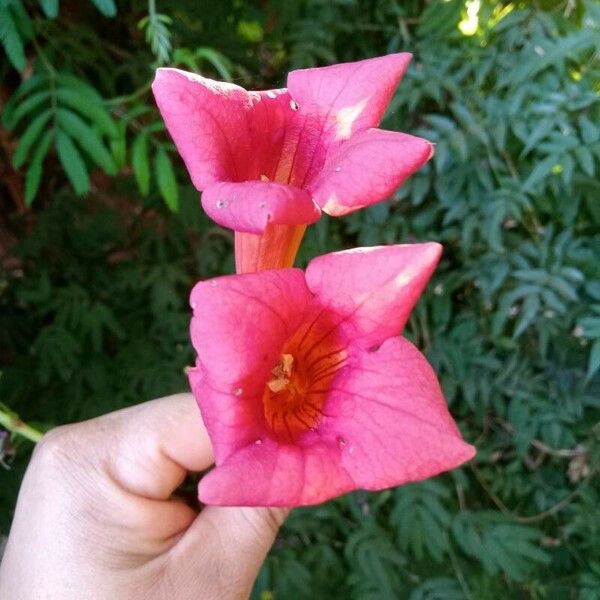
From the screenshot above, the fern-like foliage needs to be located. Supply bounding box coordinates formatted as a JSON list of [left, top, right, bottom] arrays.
[[3, 72, 117, 203], [138, 0, 172, 65], [0, 0, 31, 71]]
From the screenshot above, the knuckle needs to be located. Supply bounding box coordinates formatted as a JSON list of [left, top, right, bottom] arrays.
[[243, 507, 288, 540], [261, 507, 289, 535], [31, 424, 81, 470]]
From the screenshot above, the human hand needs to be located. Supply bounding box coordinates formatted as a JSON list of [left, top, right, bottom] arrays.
[[0, 394, 288, 599]]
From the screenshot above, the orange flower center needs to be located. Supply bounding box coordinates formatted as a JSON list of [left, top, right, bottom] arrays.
[[262, 313, 347, 442]]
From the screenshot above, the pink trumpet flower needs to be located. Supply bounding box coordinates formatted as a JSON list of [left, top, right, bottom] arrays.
[[152, 53, 433, 273], [187, 243, 475, 506]]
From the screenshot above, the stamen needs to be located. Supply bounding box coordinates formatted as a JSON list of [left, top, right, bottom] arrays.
[[281, 353, 294, 377], [267, 378, 289, 393], [261, 312, 344, 442], [267, 353, 294, 392]]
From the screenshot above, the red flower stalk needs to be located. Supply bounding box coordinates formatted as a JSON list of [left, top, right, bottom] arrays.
[[152, 54, 433, 273], [187, 244, 475, 506]]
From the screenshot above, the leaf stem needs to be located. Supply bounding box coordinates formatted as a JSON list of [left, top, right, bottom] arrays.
[[0, 406, 44, 443], [106, 81, 152, 106], [514, 487, 584, 524], [471, 464, 589, 524], [446, 533, 473, 600], [31, 37, 58, 128]]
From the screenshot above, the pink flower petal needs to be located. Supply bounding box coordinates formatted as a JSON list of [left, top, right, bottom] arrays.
[[188, 246, 474, 507], [201, 181, 320, 234], [153, 56, 433, 269], [305, 243, 442, 349], [309, 128, 433, 216], [287, 53, 412, 138], [197, 337, 473, 506], [198, 438, 354, 506], [189, 269, 312, 395], [152, 68, 291, 190], [188, 367, 266, 465], [318, 337, 475, 493]]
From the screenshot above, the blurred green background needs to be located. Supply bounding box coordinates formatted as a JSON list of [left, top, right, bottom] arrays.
[[1, 0, 599, 597]]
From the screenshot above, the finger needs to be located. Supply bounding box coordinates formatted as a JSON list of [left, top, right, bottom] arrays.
[[81, 393, 214, 499], [171, 506, 289, 597]]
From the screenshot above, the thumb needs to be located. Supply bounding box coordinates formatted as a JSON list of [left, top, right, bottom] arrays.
[[171, 505, 289, 598]]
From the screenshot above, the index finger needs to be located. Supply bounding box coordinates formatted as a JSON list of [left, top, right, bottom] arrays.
[[92, 393, 214, 500]]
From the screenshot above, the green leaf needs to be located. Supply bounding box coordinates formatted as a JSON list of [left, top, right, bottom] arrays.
[[132, 133, 150, 196], [579, 116, 600, 145], [452, 512, 550, 582], [586, 339, 600, 381], [345, 525, 404, 597], [88, 0, 116, 17], [56, 73, 105, 103], [520, 119, 555, 157], [39, 0, 59, 18], [139, 11, 172, 64], [506, 30, 599, 86], [55, 130, 89, 195], [417, 0, 462, 37], [56, 108, 116, 175], [84, 302, 124, 352], [513, 294, 540, 338], [32, 325, 81, 384], [9, 0, 33, 38], [24, 128, 53, 205], [12, 109, 53, 169], [523, 155, 557, 192], [194, 47, 233, 81], [110, 120, 127, 169], [3, 89, 50, 129], [0, 7, 26, 71], [580, 316, 600, 338], [547, 275, 578, 302], [409, 577, 464, 600], [423, 114, 456, 134], [154, 147, 178, 211], [575, 147, 595, 177], [391, 481, 451, 563], [2, 74, 47, 122], [55, 88, 118, 138]]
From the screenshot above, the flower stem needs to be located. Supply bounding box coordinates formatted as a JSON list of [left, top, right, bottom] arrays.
[[0, 406, 44, 444]]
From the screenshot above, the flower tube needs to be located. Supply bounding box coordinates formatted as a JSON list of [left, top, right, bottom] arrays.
[[153, 54, 433, 272]]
